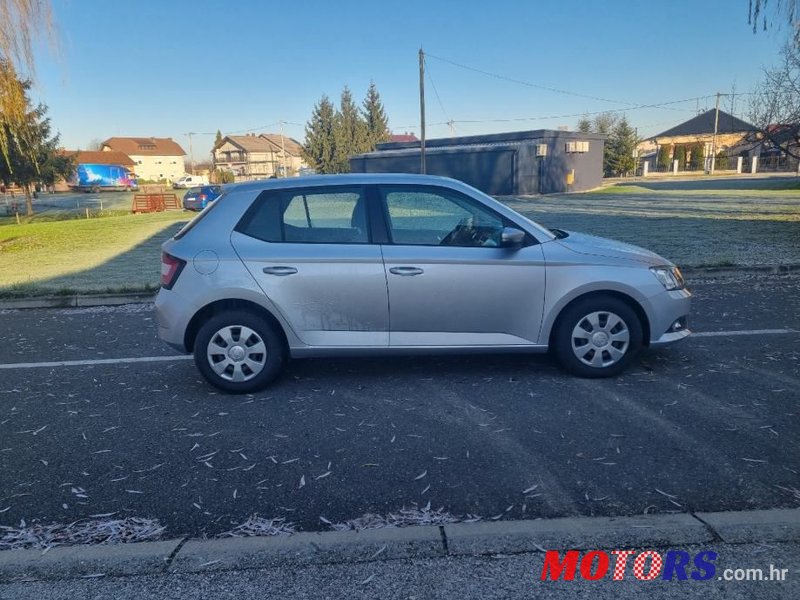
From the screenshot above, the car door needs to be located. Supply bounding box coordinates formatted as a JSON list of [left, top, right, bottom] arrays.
[[376, 184, 546, 347], [231, 185, 389, 347]]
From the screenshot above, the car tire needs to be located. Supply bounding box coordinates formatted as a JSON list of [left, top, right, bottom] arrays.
[[193, 310, 286, 393], [552, 295, 643, 378]]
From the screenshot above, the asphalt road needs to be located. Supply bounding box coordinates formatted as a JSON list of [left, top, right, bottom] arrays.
[[0, 273, 798, 538]]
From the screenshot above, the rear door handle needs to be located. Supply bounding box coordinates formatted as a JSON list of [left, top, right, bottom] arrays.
[[389, 266, 424, 276], [263, 266, 298, 276]]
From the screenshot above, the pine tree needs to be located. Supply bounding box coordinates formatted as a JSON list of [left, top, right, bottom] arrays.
[[674, 145, 687, 169], [361, 81, 390, 149], [0, 71, 73, 215], [606, 115, 638, 177], [332, 86, 367, 173], [576, 116, 592, 133], [689, 142, 705, 171], [657, 144, 673, 171], [214, 130, 223, 149], [302, 94, 337, 174]]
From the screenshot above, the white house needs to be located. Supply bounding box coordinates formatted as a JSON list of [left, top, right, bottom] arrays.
[[101, 137, 187, 182]]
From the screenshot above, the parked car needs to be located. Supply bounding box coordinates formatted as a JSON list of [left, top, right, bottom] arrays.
[[182, 185, 223, 211], [174, 175, 209, 189], [156, 174, 691, 393]]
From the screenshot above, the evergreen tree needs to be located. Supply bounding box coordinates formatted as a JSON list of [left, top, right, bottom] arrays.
[[302, 94, 337, 174], [361, 81, 390, 149], [576, 116, 592, 133], [0, 71, 72, 215], [606, 115, 638, 177], [657, 144, 673, 171], [715, 149, 730, 170], [332, 86, 367, 173], [689, 142, 705, 170], [674, 145, 687, 169], [214, 130, 223, 149]]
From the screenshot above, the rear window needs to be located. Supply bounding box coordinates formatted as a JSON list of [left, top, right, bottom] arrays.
[[237, 186, 369, 244], [174, 193, 225, 240], [186, 187, 201, 196]]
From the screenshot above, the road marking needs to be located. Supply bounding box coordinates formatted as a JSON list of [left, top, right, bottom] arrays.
[[692, 328, 797, 338], [0, 328, 797, 370], [0, 355, 194, 370]]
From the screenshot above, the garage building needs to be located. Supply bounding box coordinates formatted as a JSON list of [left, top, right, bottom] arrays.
[[350, 129, 606, 195]]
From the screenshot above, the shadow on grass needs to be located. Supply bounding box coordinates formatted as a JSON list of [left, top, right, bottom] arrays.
[[0, 220, 187, 298]]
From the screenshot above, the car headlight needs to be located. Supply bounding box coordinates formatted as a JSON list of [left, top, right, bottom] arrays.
[[650, 266, 685, 291]]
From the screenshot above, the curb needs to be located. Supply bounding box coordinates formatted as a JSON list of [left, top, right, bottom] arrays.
[[0, 292, 155, 310], [0, 508, 797, 583], [681, 264, 800, 276]]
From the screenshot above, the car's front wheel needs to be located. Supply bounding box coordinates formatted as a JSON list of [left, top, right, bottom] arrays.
[[194, 310, 286, 393], [552, 295, 643, 378]]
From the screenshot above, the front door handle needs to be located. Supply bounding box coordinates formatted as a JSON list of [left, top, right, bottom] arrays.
[[389, 266, 424, 276], [263, 266, 298, 276]]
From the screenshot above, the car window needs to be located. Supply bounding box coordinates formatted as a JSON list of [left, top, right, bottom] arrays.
[[186, 187, 201, 196], [238, 187, 369, 244], [380, 186, 505, 247]]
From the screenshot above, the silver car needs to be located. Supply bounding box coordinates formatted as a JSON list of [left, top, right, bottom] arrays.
[[156, 174, 690, 393]]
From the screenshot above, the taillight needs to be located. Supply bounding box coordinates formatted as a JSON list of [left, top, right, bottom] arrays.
[[199, 194, 207, 201], [161, 252, 186, 289]]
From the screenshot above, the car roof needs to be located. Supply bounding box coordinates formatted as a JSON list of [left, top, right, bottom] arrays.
[[222, 173, 464, 194]]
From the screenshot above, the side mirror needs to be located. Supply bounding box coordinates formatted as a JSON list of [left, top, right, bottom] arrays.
[[500, 227, 525, 248]]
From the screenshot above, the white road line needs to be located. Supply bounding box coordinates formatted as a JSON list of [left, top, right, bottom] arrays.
[[692, 328, 798, 338], [0, 328, 797, 370], [0, 355, 194, 370]]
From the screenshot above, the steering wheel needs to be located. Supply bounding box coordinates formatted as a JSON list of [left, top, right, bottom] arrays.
[[440, 217, 475, 246]]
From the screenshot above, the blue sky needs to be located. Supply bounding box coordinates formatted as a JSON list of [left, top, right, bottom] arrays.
[[31, 0, 788, 160]]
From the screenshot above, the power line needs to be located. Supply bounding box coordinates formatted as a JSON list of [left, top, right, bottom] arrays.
[[429, 94, 716, 126], [425, 52, 703, 113], [424, 56, 455, 135], [426, 52, 640, 107]]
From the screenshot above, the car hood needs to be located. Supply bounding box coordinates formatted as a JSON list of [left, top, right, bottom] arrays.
[[553, 230, 670, 266]]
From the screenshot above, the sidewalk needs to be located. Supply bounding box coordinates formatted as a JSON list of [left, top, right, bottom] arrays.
[[1, 509, 797, 599]]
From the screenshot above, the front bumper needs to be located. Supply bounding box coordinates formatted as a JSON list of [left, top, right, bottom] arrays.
[[647, 288, 692, 347]]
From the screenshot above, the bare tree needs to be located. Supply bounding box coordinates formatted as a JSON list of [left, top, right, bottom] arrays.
[[749, 42, 800, 159]]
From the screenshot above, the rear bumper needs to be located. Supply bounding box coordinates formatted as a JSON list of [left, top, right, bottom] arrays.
[[155, 287, 194, 353]]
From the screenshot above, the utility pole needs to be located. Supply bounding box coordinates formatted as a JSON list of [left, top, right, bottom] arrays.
[[710, 92, 721, 174], [279, 120, 287, 178], [419, 47, 426, 174], [186, 132, 195, 174]]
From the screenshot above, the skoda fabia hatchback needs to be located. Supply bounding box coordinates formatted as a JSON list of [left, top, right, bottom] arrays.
[[156, 174, 691, 393]]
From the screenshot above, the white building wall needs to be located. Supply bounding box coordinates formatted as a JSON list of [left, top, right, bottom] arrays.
[[130, 155, 185, 182]]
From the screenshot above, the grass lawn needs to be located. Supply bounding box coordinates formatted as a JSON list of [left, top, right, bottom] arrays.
[[505, 187, 800, 268], [0, 211, 188, 297], [1, 181, 799, 299]]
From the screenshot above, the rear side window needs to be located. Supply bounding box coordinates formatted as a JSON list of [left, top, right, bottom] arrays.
[[174, 193, 225, 239], [238, 187, 370, 244]]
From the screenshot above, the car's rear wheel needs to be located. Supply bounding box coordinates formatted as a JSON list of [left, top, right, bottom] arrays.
[[194, 310, 286, 393], [552, 295, 643, 378]]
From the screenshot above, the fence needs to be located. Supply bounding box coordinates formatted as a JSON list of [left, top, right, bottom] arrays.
[[636, 155, 800, 177], [131, 193, 181, 213]]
